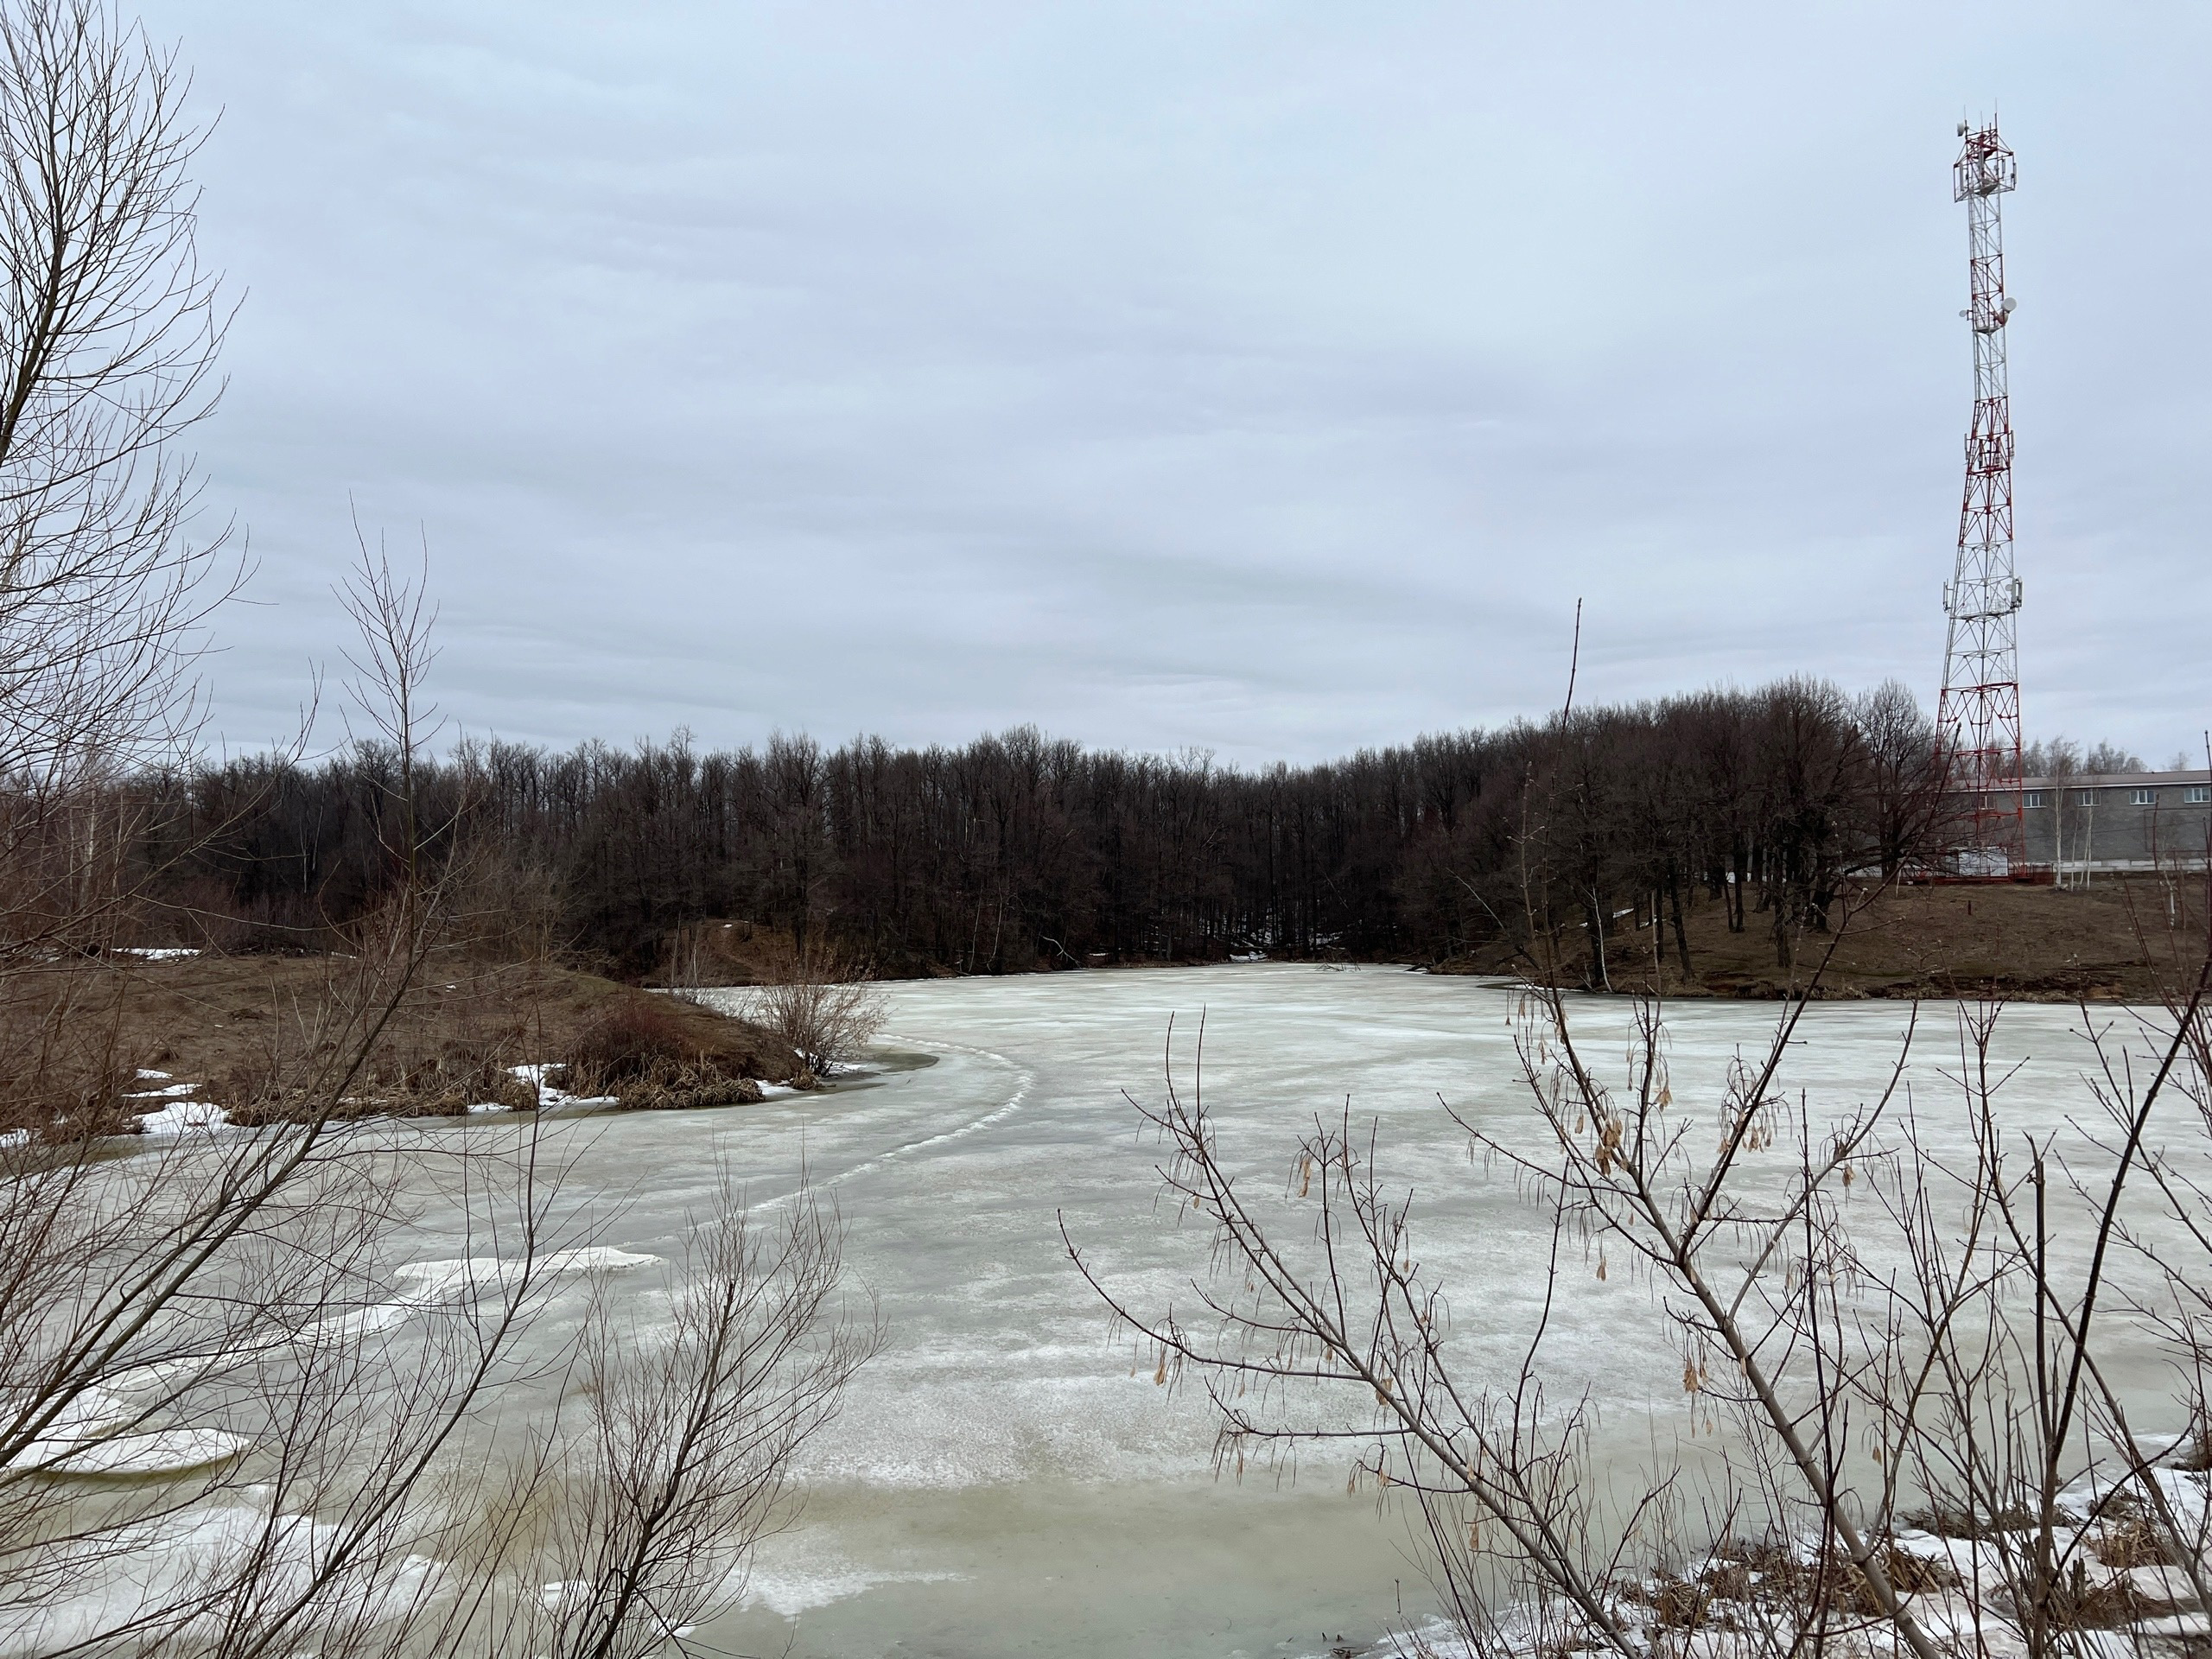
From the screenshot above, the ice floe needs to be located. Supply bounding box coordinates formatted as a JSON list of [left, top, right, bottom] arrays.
[[391, 1246, 657, 1304], [4, 1362, 247, 1478]]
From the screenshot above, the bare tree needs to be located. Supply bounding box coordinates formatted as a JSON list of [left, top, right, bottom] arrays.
[[1, 553, 877, 1656], [0, 0, 243, 1154], [0, 0, 233, 790], [1854, 678, 1943, 883]]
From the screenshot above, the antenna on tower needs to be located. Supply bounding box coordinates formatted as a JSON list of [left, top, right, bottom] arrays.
[[1936, 118, 2030, 878]]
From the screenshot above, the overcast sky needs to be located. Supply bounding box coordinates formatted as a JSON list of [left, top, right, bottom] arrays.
[[142, 1, 2210, 766]]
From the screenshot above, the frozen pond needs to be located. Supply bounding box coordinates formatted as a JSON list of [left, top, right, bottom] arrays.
[[254, 963, 2195, 1659], [533, 963, 2187, 1659]]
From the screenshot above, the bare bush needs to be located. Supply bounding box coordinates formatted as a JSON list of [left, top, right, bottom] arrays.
[[560, 995, 771, 1109], [514, 1179, 882, 1659], [742, 941, 886, 1079]]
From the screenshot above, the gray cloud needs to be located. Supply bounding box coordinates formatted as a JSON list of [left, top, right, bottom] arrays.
[[146, 0, 2212, 764]]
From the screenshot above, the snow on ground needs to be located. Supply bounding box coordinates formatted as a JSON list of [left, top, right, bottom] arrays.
[[134, 1098, 228, 1135], [118, 1067, 228, 1135]]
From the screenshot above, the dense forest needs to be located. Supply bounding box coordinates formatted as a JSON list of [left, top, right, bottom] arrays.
[[134, 675, 1964, 985]]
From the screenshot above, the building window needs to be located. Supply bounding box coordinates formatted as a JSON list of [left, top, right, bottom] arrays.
[[2075, 791, 2097, 807], [2190, 785, 2212, 804], [2132, 788, 2156, 806], [2023, 791, 2044, 807]]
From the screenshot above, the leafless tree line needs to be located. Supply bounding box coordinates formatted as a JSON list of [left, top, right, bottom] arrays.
[[126, 677, 1967, 985]]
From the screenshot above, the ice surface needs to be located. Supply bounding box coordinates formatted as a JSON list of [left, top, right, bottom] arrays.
[[0, 1503, 437, 1652], [36, 967, 2208, 1659]]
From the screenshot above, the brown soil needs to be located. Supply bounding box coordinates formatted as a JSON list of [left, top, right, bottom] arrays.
[[1436, 877, 2205, 1002], [7, 950, 803, 1136]]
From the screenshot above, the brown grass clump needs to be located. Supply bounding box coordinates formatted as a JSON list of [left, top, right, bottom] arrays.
[[557, 995, 774, 1110], [615, 1077, 766, 1111], [1633, 1573, 1719, 1630], [4, 1058, 150, 1141], [2092, 1518, 2180, 1569], [1904, 1503, 2035, 1541], [1629, 1540, 1959, 1631], [2047, 1559, 2153, 1630], [213, 1034, 542, 1123]]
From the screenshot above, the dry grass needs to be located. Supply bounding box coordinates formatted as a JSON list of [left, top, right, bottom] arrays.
[[2092, 1518, 2181, 1569], [1441, 877, 2196, 1002], [0, 950, 803, 1136]]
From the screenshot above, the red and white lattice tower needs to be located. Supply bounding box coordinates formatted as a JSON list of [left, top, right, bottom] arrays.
[[1936, 118, 2027, 876]]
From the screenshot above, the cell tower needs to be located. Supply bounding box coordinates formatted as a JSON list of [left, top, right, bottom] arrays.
[[1936, 118, 2027, 875]]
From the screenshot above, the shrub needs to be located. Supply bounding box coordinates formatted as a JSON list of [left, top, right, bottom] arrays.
[[559, 995, 768, 1106], [741, 944, 886, 1077]]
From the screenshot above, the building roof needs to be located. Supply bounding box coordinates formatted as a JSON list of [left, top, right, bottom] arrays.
[[2015, 769, 2211, 790]]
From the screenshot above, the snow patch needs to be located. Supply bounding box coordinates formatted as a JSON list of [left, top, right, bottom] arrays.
[[506, 1062, 618, 1113], [135, 1099, 227, 1135]]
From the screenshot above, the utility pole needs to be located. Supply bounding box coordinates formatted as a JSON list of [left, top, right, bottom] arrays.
[[1936, 118, 2028, 876]]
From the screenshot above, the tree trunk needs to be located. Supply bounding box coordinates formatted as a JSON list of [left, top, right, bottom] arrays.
[[1669, 868, 1694, 980]]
